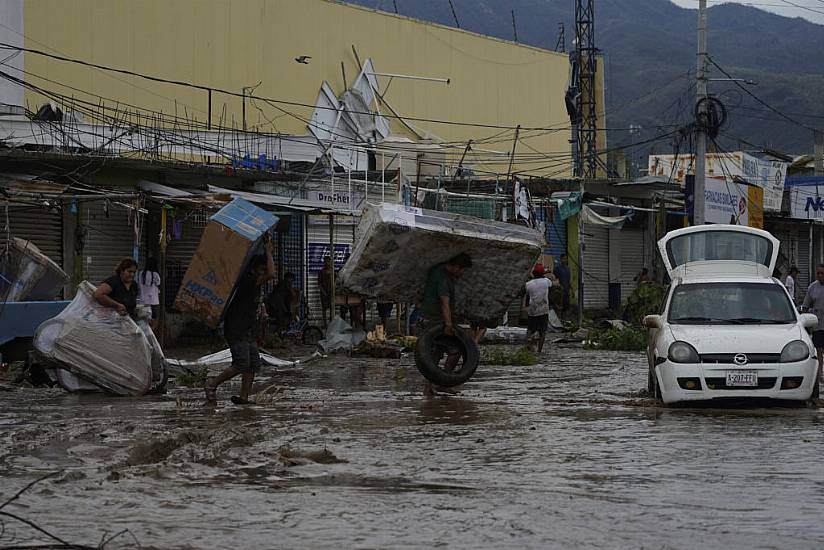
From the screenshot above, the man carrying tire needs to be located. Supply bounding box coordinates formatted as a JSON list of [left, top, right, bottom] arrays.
[[418, 253, 473, 395]]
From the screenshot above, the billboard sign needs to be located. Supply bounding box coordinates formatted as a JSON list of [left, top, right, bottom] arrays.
[[686, 176, 764, 228], [649, 152, 785, 212]]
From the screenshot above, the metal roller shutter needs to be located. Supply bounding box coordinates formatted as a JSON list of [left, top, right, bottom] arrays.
[[582, 226, 609, 310], [306, 216, 355, 323], [268, 212, 305, 297], [1, 204, 63, 267], [83, 200, 143, 285], [618, 227, 645, 304], [164, 208, 208, 308], [799, 231, 811, 292]]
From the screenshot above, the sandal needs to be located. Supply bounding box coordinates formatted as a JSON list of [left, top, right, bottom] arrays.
[[230, 396, 255, 405]]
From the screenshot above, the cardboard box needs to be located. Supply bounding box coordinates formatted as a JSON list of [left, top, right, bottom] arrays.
[[174, 198, 277, 328]]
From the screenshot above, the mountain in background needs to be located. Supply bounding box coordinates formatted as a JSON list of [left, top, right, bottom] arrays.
[[347, 0, 824, 161]]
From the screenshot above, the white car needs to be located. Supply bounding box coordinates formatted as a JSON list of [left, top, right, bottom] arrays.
[[643, 224, 819, 406]]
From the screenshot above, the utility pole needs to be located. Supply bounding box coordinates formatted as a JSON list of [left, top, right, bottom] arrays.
[[574, 0, 596, 328], [694, 0, 708, 225], [815, 130, 823, 177]]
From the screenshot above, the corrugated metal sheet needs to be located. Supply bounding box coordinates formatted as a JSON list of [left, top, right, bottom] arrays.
[[799, 232, 811, 292], [1, 204, 63, 267], [545, 208, 566, 258], [618, 227, 645, 304], [582, 226, 609, 310], [83, 201, 142, 285]]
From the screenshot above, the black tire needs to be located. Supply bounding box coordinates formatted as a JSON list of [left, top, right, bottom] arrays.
[[302, 326, 324, 346], [414, 323, 480, 387]]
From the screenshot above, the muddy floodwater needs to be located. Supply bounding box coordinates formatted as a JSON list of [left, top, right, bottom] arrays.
[[2, 346, 824, 549]]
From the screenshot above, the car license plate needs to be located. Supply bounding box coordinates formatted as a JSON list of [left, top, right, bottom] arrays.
[[726, 371, 758, 387]]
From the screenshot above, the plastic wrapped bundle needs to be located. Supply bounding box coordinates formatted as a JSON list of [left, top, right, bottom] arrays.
[[0, 238, 68, 301], [34, 281, 154, 396], [337, 204, 545, 320]]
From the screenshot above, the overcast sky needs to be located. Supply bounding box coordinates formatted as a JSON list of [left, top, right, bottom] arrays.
[[669, 0, 824, 25]]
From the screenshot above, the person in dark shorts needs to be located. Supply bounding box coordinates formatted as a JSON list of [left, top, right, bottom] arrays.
[[205, 236, 275, 406], [803, 264, 824, 381], [377, 302, 394, 329], [419, 253, 473, 395], [94, 258, 140, 319], [523, 263, 552, 354]]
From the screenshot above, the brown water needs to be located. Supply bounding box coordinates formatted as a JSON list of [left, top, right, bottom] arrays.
[[2, 347, 824, 549]]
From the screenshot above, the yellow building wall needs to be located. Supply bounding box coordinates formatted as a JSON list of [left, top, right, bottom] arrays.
[[22, 0, 573, 177]]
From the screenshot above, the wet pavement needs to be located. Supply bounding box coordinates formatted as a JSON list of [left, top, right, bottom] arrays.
[[1, 346, 824, 549]]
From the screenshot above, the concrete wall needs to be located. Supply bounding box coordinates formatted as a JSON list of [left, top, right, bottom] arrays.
[[21, 0, 572, 176]]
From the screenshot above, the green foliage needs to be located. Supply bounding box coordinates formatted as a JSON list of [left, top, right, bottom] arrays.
[[482, 347, 539, 366], [623, 284, 668, 326], [585, 327, 648, 352], [174, 366, 209, 388]]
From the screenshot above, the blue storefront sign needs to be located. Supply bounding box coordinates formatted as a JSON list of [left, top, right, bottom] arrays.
[[307, 243, 351, 272]]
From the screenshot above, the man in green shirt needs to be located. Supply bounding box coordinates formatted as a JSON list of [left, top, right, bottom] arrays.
[[419, 253, 473, 395]]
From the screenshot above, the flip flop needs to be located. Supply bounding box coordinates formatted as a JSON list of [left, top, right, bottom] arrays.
[[230, 396, 255, 405]]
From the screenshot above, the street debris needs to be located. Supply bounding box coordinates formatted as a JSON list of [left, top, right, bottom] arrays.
[[32, 281, 166, 396], [174, 198, 279, 328], [317, 316, 366, 353], [0, 237, 68, 302]]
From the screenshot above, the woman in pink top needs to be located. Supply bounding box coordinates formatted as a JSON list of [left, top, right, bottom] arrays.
[[137, 257, 161, 329]]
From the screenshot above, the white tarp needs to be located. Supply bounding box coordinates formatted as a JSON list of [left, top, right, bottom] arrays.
[[317, 316, 366, 353], [580, 205, 632, 229], [166, 348, 296, 374], [33, 281, 155, 396]]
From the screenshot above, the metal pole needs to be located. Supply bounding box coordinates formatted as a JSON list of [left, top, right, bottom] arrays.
[[207, 88, 212, 165], [810, 222, 815, 286], [578, 186, 585, 329], [329, 213, 336, 320], [694, 0, 708, 225]]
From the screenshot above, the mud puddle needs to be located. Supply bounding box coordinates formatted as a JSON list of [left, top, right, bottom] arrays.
[[2, 347, 824, 549]]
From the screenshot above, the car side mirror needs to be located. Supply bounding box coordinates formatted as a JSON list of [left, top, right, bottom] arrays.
[[800, 313, 818, 330], [643, 315, 663, 329]]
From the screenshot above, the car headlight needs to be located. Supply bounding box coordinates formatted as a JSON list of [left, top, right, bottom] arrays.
[[780, 340, 810, 363], [668, 341, 699, 363]]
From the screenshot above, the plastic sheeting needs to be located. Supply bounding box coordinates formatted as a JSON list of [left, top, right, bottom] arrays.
[[337, 204, 545, 320], [317, 316, 366, 353], [33, 281, 156, 396], [166, 348, 296, 375]]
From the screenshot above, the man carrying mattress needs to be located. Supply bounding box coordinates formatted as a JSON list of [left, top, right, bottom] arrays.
[[418, 253, 473, 396]]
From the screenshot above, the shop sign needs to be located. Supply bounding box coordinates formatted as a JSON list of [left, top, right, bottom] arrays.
[[307, 243, 351, 272]]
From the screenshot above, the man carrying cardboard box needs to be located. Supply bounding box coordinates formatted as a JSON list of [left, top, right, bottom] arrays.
[[205, 235, 275, 406]]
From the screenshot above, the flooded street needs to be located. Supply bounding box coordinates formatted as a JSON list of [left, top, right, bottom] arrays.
[[2, 346, 824, 549]]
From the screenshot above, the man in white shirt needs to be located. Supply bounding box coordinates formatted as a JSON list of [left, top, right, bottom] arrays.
[[523, 263, 552, 354], [785, 266, 799, 304]]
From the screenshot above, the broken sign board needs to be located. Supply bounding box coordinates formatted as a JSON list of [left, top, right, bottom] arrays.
[[337, 203, 546, 321], [174, 198, 278, 328]]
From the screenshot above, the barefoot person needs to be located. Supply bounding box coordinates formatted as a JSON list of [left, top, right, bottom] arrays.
[[205, 236, 275, 406], [419, 253, 472, 395]]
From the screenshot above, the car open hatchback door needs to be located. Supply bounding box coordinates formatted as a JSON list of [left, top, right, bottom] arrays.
[[658, 225, 780, 280]]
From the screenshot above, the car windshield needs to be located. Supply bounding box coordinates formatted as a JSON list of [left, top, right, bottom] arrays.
[[668, 282, 796, 325]]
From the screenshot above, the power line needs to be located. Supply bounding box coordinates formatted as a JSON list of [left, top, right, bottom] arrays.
[[707, 56, 820, 133]]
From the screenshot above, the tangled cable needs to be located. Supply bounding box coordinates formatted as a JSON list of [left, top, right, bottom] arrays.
[[694, 97, 727, 139]]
